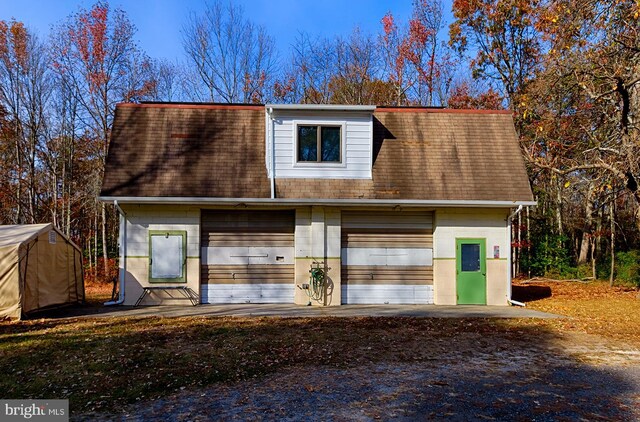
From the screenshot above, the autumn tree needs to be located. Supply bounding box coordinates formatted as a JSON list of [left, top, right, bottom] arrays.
[[447, 79, 503, 109], [379, 12, 410, 105], [449, 0, 541, 109], [523, 0, 640, 281], [148, 59, 187, 102], [51, 1, 154, 280], [379, 1, 456, 106], [182, 0, 276, 103], [0, 20, 52, 224], [283, 33, 339, 104]]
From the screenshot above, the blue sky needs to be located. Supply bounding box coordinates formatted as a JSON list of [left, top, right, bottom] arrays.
[[2, 0, 453, 62]]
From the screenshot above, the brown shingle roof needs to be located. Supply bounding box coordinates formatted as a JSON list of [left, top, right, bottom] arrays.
[[101, 103, 533, 202], [101, 104, 270, 198]]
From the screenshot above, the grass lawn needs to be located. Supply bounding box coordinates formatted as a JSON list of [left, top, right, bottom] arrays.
[[0, 280, 638, 413]]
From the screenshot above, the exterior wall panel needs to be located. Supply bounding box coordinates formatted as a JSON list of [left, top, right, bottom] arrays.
[[121, 205, 200, 306], [433, 208, 510, 306], [294, 207, 342, 306], [271, 111, 373, 179]]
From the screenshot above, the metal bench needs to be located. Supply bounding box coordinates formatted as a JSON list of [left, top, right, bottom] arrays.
[[134, 286, 199, 307]]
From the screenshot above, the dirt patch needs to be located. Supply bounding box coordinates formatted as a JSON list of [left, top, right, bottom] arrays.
[[5, 280, 640, 420], [76, 334, 640, 421]]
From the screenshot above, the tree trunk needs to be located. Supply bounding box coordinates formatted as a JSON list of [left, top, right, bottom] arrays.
[[609, 200, 615, 287], [28, 133, 36, 224], [635, 198, 640, 235], [102, 203, 108, 282], [87, 236, 92, 273], [14, 135, 22, 224], [578, 185, 594, 263], [52, 172, 57, 226], [515, 210, 521, 276], [591, 241, 597, 280], [65, 135, 74, 237], [556, 179, 563, 234], [526, 206, 531, 278], [94, 210, 98, 279]]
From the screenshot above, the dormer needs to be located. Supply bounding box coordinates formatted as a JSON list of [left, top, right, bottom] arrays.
[[265, 104, 376, 179]]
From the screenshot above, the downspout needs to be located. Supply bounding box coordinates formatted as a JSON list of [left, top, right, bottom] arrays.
[[507, 205, 525, 307], [267, 107, 276, 199], [105, 200, 126, 306]]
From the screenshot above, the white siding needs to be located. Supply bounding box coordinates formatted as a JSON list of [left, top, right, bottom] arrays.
[[295, 207, 312, 257], [294, 207, 341, 258], [119, 205, 201, 306], [270, 111, 373, 179], [433, 208, 509, 260], [123, 205, 200, 258]]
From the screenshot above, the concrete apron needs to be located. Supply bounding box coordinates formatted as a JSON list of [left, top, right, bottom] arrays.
[[83, 304, 558, 319]]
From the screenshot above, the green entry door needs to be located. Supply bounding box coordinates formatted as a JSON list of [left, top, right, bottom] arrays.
[[456, 239, 486, 304]]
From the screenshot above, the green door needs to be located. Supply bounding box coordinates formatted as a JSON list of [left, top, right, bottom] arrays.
[[456, 238, 486, 304]]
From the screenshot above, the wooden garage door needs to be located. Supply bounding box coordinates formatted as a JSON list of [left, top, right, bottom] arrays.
[[200, 210, 295, 303], [341, 211, 434, 304]]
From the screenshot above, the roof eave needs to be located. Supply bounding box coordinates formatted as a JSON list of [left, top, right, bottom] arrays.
[[99, 196, 536, 208]]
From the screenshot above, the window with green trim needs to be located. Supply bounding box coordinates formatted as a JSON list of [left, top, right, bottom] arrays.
[[149, 230, 186, 283]]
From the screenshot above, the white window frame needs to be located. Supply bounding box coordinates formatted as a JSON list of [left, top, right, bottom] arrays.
[[293, 120, 347, 168]]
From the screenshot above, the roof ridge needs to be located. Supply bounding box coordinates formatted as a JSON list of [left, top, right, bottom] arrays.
[[375, 107, 512, 115], [118, 102, 511, 115], [117, 103, 264, 110]]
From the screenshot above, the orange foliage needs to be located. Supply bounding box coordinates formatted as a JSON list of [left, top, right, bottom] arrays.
[[0, 20, 29, 71], [84, 257, 118, 285], [244, 71, 267, 104], [68, 3, 110, 94], [448, 80, 504, 109], [273, 75, 296, 102], [9, 21, 27, 69]]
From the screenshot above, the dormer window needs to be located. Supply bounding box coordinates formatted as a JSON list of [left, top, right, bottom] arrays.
[[297, 125, 341, 163]]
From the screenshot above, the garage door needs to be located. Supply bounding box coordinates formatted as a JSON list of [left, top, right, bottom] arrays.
[[201, 210, 295, 303], [341, 211, 434, 304]]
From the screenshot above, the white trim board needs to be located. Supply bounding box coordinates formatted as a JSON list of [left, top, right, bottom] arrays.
[[101, 196, 537, 208]]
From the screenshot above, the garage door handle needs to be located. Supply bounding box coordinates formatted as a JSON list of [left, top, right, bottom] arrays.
[[370, 253, 408, 256], [370, 272, 374, 280], [230, 254, 268, 258]]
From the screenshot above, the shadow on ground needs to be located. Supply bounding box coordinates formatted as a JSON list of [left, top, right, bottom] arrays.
[[512, 284, 553, 302], [23, 302, 558, 320], [1, 316, 638, 420]]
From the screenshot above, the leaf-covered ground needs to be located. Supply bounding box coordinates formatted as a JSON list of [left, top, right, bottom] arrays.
[[514, 279, 640, 346], [0, 280, 638, 420]]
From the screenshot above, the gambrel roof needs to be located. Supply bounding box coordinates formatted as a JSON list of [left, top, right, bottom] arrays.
[[101, 103, 533, 203]]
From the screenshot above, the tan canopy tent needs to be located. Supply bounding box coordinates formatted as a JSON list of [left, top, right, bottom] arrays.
[[0, 224, 84, 319]]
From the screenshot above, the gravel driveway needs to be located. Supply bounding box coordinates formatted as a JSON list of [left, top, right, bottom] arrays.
[[77, 331, 640, 421]]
